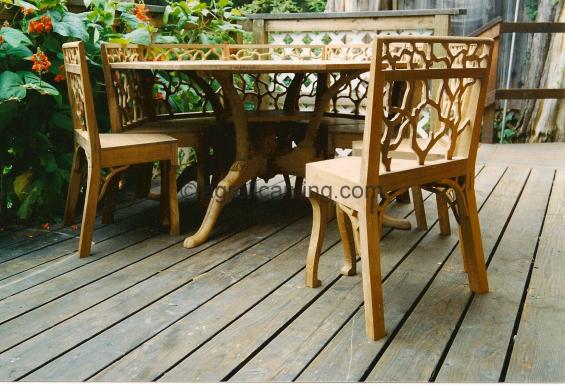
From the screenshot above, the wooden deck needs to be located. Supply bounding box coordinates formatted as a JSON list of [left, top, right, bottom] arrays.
[[0, 143, 564, 382]]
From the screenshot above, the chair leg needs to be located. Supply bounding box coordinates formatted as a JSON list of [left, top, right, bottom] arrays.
[[305, 192, 330, 288], [167, 161, 180, 236], [64, 147, 84, 226], [436, 192, 451, 236], [411, 186, 428, 230], [78, 163, 101, 257], [101, 174, 120, 225], [336, 204, 356, 276], [457, 186, 489, 293], [160, 161, 171, 227], [358, 207, 386, 341]]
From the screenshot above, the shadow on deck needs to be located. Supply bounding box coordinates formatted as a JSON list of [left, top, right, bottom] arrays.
[[0, 143, 564, 382]]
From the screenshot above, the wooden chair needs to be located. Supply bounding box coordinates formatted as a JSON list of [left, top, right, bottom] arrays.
[[62, 41, 180, 257], [100, 43, 213, 206], [304, 36, 493, 340]]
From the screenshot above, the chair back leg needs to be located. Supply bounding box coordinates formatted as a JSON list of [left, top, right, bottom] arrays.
[[64, 147, 85, 226], [358, 207, 386, 340], [78, 163, 101, 257]]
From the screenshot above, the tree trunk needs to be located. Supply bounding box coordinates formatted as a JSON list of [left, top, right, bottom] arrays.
[[518, 0, 563, 140], [325, 0, 391, 12], [527, 1, 565, 142]]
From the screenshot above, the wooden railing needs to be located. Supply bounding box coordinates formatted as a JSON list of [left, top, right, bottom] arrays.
[[480, 20, 565, 143], [245, 9, 466, 45]]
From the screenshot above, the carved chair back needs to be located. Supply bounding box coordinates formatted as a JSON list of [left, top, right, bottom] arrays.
[[62, 41, 101, 157], [360, 36, 493, 186]]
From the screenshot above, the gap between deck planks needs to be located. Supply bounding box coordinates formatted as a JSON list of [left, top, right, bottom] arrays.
[[504, 169, 565, 382], [366, 167, 552, 382], [9, 177, 432, 379], [0, 189, 304, 380], [294, 166, 508, 381], [0, 178, 282, 300], [0, 180, 290, 351], [91, 183, 438, 381]]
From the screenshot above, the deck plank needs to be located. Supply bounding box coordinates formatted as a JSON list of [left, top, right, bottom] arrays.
[[23, 215, 338, 381], [0, 196, 295, 358], [434, 168, 553, 382], [505, 169, 565, 382], [154, 191, 431, 382], [0, 144, 564, 383], [365, 167, 549, 382], [295, 165, 507, 382]]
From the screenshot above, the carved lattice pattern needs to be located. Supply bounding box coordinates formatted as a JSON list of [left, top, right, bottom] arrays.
[[375, 38, 492, 170]]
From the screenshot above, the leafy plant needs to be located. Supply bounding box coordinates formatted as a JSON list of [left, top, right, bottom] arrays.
[[494, 109, 520, 144], [236, 0, 326, 14], [0, 0, 244, 225]]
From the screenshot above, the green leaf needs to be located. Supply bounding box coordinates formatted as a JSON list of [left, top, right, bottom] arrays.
[[123, 28, 151, 45], [2, 44, 34, 60], [18, 71, 62, 105], [0, 71, 26, 102], [0, 27, 32, 47], [154, 34, 178, 43], [52, 12, 89, 41]]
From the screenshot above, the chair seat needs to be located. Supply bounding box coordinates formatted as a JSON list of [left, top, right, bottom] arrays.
[[77, 131, 178, 168], [306, 156, 467, 209]]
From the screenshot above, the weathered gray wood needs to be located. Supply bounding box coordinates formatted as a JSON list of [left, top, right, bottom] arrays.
[[148, 189, 430, 382], [0, 199, 154, 263], [295, 165, 506, 382], [24, 220, 340, 381], [433, 168, 553, 382], [245, 9, 466, 20], [0, 199, 158, 272], [0, 206, 307, 380], [505, 169, 565, 382], [366, 167, 548, 381], [0, 188, 291, 354]]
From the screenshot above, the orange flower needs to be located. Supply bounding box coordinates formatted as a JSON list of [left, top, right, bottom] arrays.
[[30, 48, 51, 74], [0, 35, 3, 45], [41, 15, 53, 32], [134, 3, 150, 21], [28, 15, 52, 34], [70, 224, 78, 231], [41, 222, 50, 230], [20, 7, 35, 16], [54, 65, 65, 82], [153, 91, 165, 100]]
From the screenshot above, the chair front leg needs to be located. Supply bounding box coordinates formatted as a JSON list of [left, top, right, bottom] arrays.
[[305, 192, 330, 288], [358, 206, 386, 341], [167, 160, 180, 236], [64, 146, 84, 226], [457, 185, 489, 293], [78, 162, 101, 257], [160, 161, 171, 227], [336, 204, 357, 276]]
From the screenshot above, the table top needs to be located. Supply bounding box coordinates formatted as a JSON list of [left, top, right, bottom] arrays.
[[109, 60, 371, 73]]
